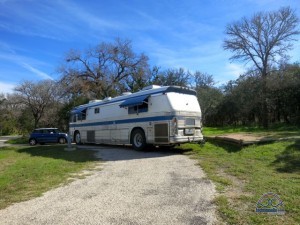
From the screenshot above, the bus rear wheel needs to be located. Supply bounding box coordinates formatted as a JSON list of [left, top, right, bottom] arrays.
[[75, 131, 82, 145], [131, 129, 146, 151]]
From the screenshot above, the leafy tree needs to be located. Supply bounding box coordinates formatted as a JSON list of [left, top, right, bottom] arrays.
[[57, 96, 89, 131], [0, 93, 24, 134], [151, 68, 191, 87], [223, 6, 300, 128], [267, 62, 300, 124], [14, 80, 62, 129], [194, 72, 223, 125], [227, 75, 262, 125]]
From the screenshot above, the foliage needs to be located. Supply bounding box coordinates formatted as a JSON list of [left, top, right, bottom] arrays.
[[57, 96, 90, 131], [0, 93, 24, 135], [151, 67, 191, 87], [201, 63, 300, 127], [14, 80, 63, 129], [267, 63, 300, 124], [194, 72, 223, 124]]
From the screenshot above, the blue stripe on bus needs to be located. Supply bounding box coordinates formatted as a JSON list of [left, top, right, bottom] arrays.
[[69, 115, 175, 128]]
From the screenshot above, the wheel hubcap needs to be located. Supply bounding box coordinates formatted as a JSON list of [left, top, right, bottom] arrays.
[[134, 133, 143, 147], [76, 134, 81, 143]]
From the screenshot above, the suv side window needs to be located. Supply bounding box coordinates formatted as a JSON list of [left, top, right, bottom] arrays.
[[38, 130, 44, 134]]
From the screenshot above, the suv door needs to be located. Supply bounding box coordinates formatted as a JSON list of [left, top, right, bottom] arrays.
[[46, 129, 59, 143], [35, 129, 46, 143]]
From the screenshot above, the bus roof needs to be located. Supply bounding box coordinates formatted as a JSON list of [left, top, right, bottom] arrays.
[[71, 86, 196, 113]]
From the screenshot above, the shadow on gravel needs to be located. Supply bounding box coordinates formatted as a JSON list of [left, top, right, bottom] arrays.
[[17, 145, 99, 163], [18, 143, 189, 162], [76, 144, 187, 162]]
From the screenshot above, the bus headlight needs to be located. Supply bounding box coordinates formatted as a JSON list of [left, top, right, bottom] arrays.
[[171, 117, 178, 136]]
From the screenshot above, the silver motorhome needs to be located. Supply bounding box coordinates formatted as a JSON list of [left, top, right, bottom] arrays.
[[69, 85, 203, 150]]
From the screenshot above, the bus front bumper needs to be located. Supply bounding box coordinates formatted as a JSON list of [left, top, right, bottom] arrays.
[[169, 135, 204, 144]]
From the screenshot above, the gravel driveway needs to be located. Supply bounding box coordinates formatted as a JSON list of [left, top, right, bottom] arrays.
[[0, 135, 21, 147], [0, 146, 217, 225]]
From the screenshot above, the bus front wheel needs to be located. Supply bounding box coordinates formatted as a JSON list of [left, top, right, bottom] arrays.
[[131, 129, 146, 151]]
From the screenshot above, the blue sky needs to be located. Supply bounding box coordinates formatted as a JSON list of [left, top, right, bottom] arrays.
[[0, 0, 300, 94]]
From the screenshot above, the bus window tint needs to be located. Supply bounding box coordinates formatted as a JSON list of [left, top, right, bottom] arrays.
[[139, 102, 148, 113], [128, 106, 138, 114], [128, 102, 148, 114]]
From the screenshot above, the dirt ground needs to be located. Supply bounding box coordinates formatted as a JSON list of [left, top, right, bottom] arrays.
[[207, 133, 300, 145]]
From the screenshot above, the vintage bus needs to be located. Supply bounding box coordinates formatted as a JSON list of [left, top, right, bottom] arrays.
[[69, 85, 203, 150]]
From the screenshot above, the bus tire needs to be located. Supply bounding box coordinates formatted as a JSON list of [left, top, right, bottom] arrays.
[[75, 131, 82, 145], [131, 129, 146, 151]]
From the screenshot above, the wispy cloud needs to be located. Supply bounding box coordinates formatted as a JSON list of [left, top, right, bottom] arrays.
[[0, 1, 80, 40], [0, 40, 16, 54], [0, 41, 53, 80], [56, 0, 123, 31], [0, 81, 15, 94], [20, 63, 53, 80]]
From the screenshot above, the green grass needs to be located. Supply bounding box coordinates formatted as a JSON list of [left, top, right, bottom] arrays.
[[5, 136, 28, 144], [180, 140, 300, 225], [0, 145, 99, 209]]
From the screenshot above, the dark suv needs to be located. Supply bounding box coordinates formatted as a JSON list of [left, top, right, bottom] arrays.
[[29, 128, 68, 146]]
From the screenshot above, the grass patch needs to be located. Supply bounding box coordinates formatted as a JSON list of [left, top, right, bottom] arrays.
[[5, 136, 28, 144], [180, 140, 300, 225], [0, 145, 100, 209]]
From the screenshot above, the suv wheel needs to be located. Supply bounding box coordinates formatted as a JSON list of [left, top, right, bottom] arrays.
[[29, 138, 37, 146], [58, 137, 66, 144]]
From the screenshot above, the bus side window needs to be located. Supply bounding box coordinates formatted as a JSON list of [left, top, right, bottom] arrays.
[[139, 102, 148, 113], [81, 109, 87, 120], [94, 108, 100, 114], [128, 102, 148, 115], [70, 114, 76, 122], [128, 106, 138, 114]]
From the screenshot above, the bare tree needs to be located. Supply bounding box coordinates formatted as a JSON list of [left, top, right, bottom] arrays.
[[223, 6, 299, 128], [14, 80, 62, 128], [59, 38, 149, 99]]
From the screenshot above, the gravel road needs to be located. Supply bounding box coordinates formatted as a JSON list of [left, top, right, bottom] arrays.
[[0, 135, 21, 147], [0, 146, 217, 225]]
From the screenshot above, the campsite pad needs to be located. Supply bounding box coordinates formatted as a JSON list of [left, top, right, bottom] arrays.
[[205, 133, 300, 146]]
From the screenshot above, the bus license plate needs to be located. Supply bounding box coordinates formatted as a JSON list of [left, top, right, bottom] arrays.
[[185, 128, 194, 135]]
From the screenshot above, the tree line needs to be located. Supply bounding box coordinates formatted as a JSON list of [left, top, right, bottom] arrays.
[[0, 6, 299, 135]]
